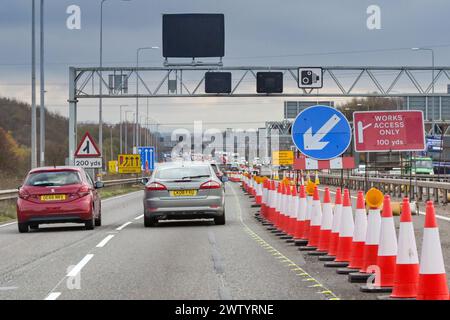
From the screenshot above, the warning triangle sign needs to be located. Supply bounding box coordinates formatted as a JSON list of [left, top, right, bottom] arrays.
[[74, 132, 102, 157]]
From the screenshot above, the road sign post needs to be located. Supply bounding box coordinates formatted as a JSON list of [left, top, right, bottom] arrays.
[[353, 110, 426, 152], [291, 105, 351, 160]]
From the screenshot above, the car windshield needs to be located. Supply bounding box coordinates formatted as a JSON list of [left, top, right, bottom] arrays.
[[155, 166, 211, 180], [25, 171, 81, 187]]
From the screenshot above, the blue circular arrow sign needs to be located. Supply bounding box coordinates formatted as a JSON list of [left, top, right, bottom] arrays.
[[291, 105, 351, 160]]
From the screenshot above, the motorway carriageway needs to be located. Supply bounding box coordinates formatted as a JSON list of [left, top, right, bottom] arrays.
[[0, 182, 449, 300]]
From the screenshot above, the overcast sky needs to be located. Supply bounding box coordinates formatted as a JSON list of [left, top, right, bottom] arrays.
[[1, 0, 450, 131]]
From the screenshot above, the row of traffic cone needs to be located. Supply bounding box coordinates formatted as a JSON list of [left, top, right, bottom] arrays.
[[247, 176, 449, 300]]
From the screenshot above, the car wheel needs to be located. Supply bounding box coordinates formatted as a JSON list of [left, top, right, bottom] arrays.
[[95, 213, 102, 227], [18, 223, 29, 233], [85, 208, 95, 230], [214, 211, 226, 225], [144, 216, 157, 228]]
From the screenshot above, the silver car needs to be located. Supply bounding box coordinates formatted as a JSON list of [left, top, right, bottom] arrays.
[[142, 162, 226, 227]]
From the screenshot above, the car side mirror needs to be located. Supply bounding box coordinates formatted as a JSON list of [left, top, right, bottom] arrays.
[[221, 175, 229, 183], [94, 181, 104, 189], [141, 177, 149, 185]]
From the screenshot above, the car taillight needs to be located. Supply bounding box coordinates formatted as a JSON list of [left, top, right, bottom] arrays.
[[146, 182, 167, 191], [18, 189, 30, 200], [77, 185, 90, 198], [200, 180, 221, 189]]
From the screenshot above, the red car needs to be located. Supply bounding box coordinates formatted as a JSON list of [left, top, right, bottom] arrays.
[[16, 166, 103, 233]]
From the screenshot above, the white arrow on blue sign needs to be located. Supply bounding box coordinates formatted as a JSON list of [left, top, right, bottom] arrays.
[[137, 146, 155, 171], [291, 105, 351, 160]]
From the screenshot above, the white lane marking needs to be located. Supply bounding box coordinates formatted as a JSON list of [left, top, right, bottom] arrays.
[[67, 254, 94, 277], [134, 214, 144, 220], [116, 221, 132, 231], [44, 292, 61, 300], [96, 234, 115, 248], [0, 221, 16, 228], [0, 286, 18, 291], [319, 187, 450, 222]]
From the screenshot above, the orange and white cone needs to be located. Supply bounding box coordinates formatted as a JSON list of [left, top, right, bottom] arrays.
[[301, 194, 313, 241], [294, 185, 307, 240], [417, 201, 449, 300], [317, 187, 333, 253], [260, 180, 269, 218], [255, 181, 263, 205], [361, 195, 397, 292], [273, 182, 282, 228], [376, 195, 398, 287], [335, 189, 354, 262], [266, 180, 275, 223], [390, 197, 419, 299], [306, 186, 322, 248], [348, 191, 368, 269], [281, 184, 290, 233], [287, 186, 298, 236], [325, 188, 342, 258]]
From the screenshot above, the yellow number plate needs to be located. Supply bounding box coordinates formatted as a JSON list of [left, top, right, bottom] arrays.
[[170, 190, 197, 197], [40, 194, 66, 201]]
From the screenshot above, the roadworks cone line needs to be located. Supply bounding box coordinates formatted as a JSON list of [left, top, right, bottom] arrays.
[[335, 190, 354, 262], [376, 195, 398, 288], [307, 187, 322, 248], [348, 191, 367, 269], [317, 188, 333, 252], [417, 201, 449, 300], [246, 180, 450, 300], [391, 197, 419, 298]]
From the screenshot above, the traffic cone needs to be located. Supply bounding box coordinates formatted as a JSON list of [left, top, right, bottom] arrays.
[[305, 186, 322, 249], [293, 185, 308, 246], [314, 171, 320, 185], [349, 188, 383, 283], [266, 180, 275, 223], [314, 187, 333, 255], [338, 191, 367, 274], [361, 195, 397, 293], [260, 179, 270, 219], [273, 182, 282, 229], [417, 201, 449, 300], [301, 195, 313, 241], [351, 191, 368, 267], [287, 186, 298, 237], [389, 197, 419, 299], [255, 180, 263, 205], [325, 189, 353, 267], [319, 188, 342, 261]]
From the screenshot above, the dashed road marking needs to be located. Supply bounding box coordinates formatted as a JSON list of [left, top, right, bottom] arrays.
[[134, 214, 144, 220], [116, 221, 132, 231], [96, 235, 115, 248], [44, 292, 61, 300], [67, 254, 94, 277]]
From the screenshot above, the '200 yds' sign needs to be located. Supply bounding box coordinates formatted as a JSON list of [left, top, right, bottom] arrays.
[[353, 110, 426, 152]]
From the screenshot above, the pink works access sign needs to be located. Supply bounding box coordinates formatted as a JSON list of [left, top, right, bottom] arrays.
[[353, 110, 426, 152]]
